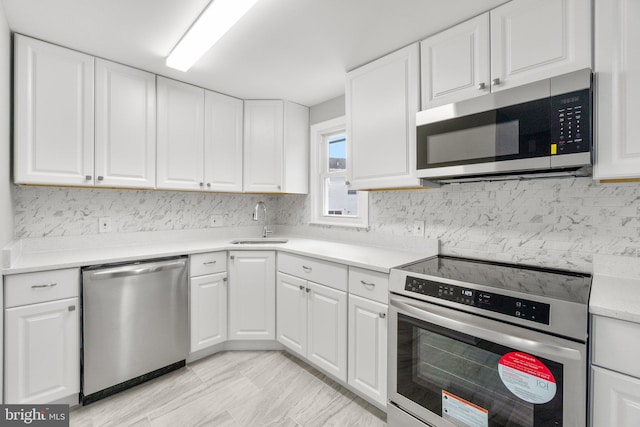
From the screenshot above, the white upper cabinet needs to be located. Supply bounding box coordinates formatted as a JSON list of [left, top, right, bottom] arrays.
[[346, 43, 421, 190], [95, 59, 156, 189], [156, 77, 205, 191], [243, 100, 309, 194], [204, 91, 244, 192], [14, 35, 95, 186], [420, 0, 591, 108], [490, 0, 591, 92], [421, 14, 490, 109], [593, 0, 640, 180]]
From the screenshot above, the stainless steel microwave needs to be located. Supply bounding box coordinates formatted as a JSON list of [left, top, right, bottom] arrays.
[[416, 69, 592, 182]]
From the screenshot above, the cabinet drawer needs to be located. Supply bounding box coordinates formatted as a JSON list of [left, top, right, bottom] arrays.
[[592, 315, 640, 378], [278, 253, 347, 291], [5, 268, 80, 308], [190, 252, 226, 277], [348, 267, 389, 304]]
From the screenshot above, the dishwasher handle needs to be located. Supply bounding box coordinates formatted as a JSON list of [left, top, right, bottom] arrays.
[[87, 259, 187, 281]]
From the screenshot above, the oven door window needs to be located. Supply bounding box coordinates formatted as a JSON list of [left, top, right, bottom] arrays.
[[397, 313, 563, 427]]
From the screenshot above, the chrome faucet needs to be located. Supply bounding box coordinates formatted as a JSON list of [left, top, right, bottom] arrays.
[[253, 201, 273, 238]]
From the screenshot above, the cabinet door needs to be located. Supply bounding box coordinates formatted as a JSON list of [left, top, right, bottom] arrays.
[[190, 272, 227, 353], [594, 0, 640, 179], [14, 35, 94, 186], [490, 0, 591, 92], [306, 281, 347, 381], [95, 59, 156, 189], [156, 77, 205, 190], [243, 100, 284, 192], [282, 101, 309, 194], [346, 43, 421, 190], [228, 251, 276, 340], [5, 297, 79, 404], [348, 295, 387, 406], [204, 91, 244, 192], [592, 366, 640, 426], [421, 13, 490, 109], [276, 272, 308, 357]]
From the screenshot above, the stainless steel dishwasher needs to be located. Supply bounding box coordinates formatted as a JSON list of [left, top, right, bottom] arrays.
[[81, 256, 188, 404]]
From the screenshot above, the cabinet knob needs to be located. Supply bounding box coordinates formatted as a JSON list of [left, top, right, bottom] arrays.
[[207, 183, 211, 188], [223, 277, 228, 282], [345, 181, 351, 186], [277, 185, 282, 190], [69, 305, 76, 312], [492, 78, 501, 86], [306, 287, 311, 293], [199, 182, 204, 187], [299, 285, 305, 291], [379, 312, 386, 319], [97, 176, 104, 181], [85, 175, 92, 181], [230, 255, 235, 260], [477, 82, 486, 90]]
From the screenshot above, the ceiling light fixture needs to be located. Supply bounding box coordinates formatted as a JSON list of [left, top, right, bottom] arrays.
[[166, 0, 261, 72]]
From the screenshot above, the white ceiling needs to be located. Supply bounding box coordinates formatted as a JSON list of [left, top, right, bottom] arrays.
[[1, 0, 508, 107]]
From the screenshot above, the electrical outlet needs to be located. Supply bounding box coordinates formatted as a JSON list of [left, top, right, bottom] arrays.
[[210, 215, 224, 227], [412, 220, 425, 237], [99, 217, 112, 233]]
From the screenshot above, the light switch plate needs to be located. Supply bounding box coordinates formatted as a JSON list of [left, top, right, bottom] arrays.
[[413, 220, 425, 237], [99, 217, 112, 233]]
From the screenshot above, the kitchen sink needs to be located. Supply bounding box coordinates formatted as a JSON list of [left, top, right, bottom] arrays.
[[230, 238, 289, 244]]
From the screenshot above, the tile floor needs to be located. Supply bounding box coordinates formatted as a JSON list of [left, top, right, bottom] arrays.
[[70, 350, 387, 427]]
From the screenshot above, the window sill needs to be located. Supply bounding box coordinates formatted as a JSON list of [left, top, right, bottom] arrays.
[[309, 219, 370, 230]]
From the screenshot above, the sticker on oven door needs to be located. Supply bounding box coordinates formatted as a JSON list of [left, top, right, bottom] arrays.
[[498, 351, 557, 404], [442, 390, 488, 427]]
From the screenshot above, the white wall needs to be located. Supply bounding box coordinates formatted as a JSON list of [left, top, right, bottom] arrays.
[[0, 1, 13, 249], [309, 95, 344, 125]]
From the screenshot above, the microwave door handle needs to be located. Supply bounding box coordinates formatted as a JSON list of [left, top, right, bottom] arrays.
[[389, 296, 582, 361]]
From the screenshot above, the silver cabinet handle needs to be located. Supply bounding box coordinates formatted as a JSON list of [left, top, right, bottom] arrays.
[[230, 255, 235, 260], [302, 266, 312, 273], [97, 176, 104, 181], [477, 82, 486, 90], [299, 285, 305, 290], [360, 280, 376, 287], [223, 277, 228, 282], [345, 181, 351, 186], [379, 312, 386, 319], [32, 282, 57, 289], [68, 305, 76, 312], [306, 287, 311, 293], [277, 185, 282, 190], [206, 183, 211, 187], [85, 175, 92, 181], [203, 260, 217, 265], [492, 78, 501, 86]]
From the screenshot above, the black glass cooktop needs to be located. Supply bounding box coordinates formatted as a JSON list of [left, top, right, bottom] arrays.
[[399, 255, 592, 304]]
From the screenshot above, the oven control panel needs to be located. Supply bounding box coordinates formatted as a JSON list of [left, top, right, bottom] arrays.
[[404, 276, 550, 325]]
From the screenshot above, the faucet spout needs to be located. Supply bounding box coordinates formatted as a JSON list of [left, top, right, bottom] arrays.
[[252, 201, 272, 238]]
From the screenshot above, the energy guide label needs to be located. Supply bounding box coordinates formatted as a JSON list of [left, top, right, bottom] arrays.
[[498, 351, 557, 404], [442, 390, 488, 427]]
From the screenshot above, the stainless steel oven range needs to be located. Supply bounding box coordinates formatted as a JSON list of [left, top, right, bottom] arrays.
[[388, 256, 591, 427]]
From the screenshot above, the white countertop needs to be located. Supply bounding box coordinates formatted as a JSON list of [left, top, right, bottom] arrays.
[[2, 229, 438, 275], [590, 254, 640, 323]]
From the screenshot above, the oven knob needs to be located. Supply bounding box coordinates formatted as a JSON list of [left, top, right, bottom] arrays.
[[515, 311, 521, 317]]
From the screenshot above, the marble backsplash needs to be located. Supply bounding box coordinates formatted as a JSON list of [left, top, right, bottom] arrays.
[[13, 177, 640, 271], [13, 186, 278, 239], [278, 177, 640, 272]]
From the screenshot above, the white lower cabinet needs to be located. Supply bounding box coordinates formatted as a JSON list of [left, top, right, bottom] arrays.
[[189, 252, 228, 352], [592, 365, 640, 426], [5, 297, 80, 404], [276, 272, 347, 381], [348, 294, 387, 407], [228, 251, 276, 340]]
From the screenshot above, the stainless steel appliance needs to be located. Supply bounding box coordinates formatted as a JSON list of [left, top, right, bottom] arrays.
[[388, 256, 592, 427], [81, 256, 188, 404], [416, 69, 592, 182]]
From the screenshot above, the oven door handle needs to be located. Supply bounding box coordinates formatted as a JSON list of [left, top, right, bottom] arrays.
[[389, 295, 583, 361]]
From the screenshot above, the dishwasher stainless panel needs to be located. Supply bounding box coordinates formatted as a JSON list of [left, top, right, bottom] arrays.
[[81, 256, 188, 403]]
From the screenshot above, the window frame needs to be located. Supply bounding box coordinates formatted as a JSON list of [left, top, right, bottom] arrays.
[[309, 116, 369, 228]]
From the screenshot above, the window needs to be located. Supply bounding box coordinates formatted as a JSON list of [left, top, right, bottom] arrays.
[[310, 116, 368, 228]]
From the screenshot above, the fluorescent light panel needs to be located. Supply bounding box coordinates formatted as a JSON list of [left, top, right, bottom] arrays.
[[166, 0, 261, 72]]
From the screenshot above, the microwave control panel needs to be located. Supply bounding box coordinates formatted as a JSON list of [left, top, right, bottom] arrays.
[[404, 276, 550, 325], [551, 88, 591, 155]]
